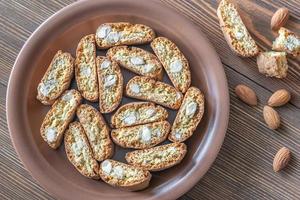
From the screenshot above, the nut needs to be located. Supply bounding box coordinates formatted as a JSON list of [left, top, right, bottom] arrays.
[[268, 89, 291, 107], [263, 106, 280, 130], [271, 7, 289, 31], [273, 147, 291, 172], [235, 84, 257, 106]]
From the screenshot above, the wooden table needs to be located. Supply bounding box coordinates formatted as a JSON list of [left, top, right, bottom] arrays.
[[1, 0, 299, 199]]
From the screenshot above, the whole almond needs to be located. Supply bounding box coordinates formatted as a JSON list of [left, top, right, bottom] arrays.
[[263, 106, 280, 129], [268, 89, 291, 107], [271, 7, 289, 31], [235, 84, 257, 106], [273, 147, 291, 172]]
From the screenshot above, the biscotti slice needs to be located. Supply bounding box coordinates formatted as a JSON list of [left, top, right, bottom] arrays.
[[169, 87, 205, 142], [64, 122, 99, 179], [37, 50, 74, 105], [217, 0, 259, 57], [77, 104, 113, 161], [97, 56, 123, 113], [257, 51, 288, 78], [75, 34, 99, 101], [107, 46, 163, 80], [111, 121, 170, 149], [126, 76, 183, 110], [99, 159, 151, 191], [272, 27, 300, 57], [40, 89, 82, 149], [111, 102, 168, 128], [151, 37, 191, 93], [125, 143, 187, 171], [95, 22, 155, 49]]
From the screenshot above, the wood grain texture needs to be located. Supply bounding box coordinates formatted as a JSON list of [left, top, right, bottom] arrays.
[[0, 0, 299, 199]]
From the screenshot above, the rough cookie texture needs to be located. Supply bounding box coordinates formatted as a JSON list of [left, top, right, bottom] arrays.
[[126, 76, 183, 110], [95, 23, 155, 49], [111, 102, 168, 128], [75, 34, 99, 101], [217, 0, 259, 57], [99, 159, 151, 191], [272, 27, 300, 57], [97, 56, 123, 113], [169, 87, 205, 142], [64, 122, 99, 179], [111, 121, 170, 149], [125, 143, 187, 171], [107, 46, 163, 80], [151, 37, 191, 93], [40, 89, 82, 149], [77, 104, 113, 161], [37, 50, 74, 105]]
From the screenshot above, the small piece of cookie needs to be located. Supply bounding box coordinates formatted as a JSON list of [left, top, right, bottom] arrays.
[[111, 102, 168, 128], [111, 121, 170, 149], [77, 104, 114, 161], [95, 22, 155, 49], [75, 34, 99, 101], [96, 56, 123, 113], [257, 51, 288, 78], [37, 50, 74, 105], [64, 122, 99, 179], [125, 143, 187, 171], [272, 27, 300, 57], [99, 159, 151, 191], [217, 0, 259, 57], [107, 46, 163, 80], [40, 90, 82, 149], [151, 37, 191, 93], [169, 87, 205, 142], [126, 76, 183, 110]]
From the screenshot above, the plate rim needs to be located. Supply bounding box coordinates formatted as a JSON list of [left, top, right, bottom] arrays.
[[6, 0, 229, 199]]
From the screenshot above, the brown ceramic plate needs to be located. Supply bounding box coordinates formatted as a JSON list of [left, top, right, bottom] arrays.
[[7, 0, 229, 199]]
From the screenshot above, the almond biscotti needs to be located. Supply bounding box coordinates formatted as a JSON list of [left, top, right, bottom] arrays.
[[217, 0, 259, 57], [111, 102, 168, 128], [111, 121, 170, 149], [169, 87, 205, 142], [77, 104, 113, 161], [37, 50, 74, 105], [95, 23, 155, 49], [151, 37, 191, 93], [64, 122, 99, 179], [107, 46, 163, 80], [40, 89, 82, 149], [125, 143, 187, 171], [257, 51, 288, 78], [75, 34, 99, 101], [272, 27, 300, 57], [99, 159, 151, 191], [97, 56, 123, 113], [126, 76, 183, 110]]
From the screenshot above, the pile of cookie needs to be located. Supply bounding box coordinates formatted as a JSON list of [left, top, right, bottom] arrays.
[[37, 22, 205, 191]]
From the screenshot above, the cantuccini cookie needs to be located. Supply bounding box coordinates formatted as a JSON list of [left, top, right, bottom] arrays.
[[75, 34, 99, 101], [37, 50, 74, 105], [40, 89, 82, 149]]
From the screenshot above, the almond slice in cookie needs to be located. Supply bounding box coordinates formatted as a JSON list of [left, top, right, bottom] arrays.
[[111, 121, 170, 149], [37, 50, 74, 105], [169, 87, 205, 142], [40, 89, 82, 149], [77, 104, 113, 161], [75, 34, 99, 101], [99, 159, 151, 191], [95, 22, 155, 49], [111, 102, 168, 128], [64, 122, 99, 179], [125, 143, 187, 171]]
